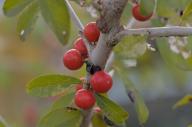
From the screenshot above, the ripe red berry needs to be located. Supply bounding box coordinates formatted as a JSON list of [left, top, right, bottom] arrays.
[[75, 89, 95, 109], [90, 71, 112, 93], [132, 4, 153, 21], [73, 38, 88, 59], [63, 49, 84, 70], [83, 22, 100, 43]]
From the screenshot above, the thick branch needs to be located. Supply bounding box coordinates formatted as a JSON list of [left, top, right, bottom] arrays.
[[116, 26, 192, 40], [92, 0, 128, 68]]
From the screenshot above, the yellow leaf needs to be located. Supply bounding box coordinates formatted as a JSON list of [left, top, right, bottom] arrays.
[[173, 95, 192, 109]]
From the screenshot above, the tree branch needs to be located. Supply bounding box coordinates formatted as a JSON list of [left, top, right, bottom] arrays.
[[116, 26, 192, 41], [92, 0, 128, 68]]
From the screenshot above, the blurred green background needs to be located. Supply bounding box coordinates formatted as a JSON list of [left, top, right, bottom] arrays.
[[0, 1, 192, 127]]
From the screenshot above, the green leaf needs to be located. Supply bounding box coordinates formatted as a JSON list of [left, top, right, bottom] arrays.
[[114, 65, 149, 125], [114, 36, 147, 59], [173, 95, 192, 109], [95, 94, 129, 125], [156, 0, 177, 18], [157, 38, 192, 70], [0, 116, 8, 127], [17, 1, 39, 41], [39, 108, 82, 127], [182, 1, 192, 19], [92, 114, 107, 127], [140, 0, 155, 16], [26, 74, 81, 97], [156, 0, 192, 24], [3, 0, 33, 17], [38, 0, 70, 45], [188, 124, 192, 127], [51, 92, 75, 111]]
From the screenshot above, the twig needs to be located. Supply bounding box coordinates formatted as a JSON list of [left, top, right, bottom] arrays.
[[105, 52, 115, 72], [65, 0, 84, 31], [116, 26, 192, 41]]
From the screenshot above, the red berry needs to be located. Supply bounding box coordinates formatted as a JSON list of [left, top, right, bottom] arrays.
[[132, 4, 153, 21], [83, 22, 100, 43], [73, 38, 88, 59], [90, 71, 112, 93], [75, 89, 95, 109], [63, 49, 84, 70]]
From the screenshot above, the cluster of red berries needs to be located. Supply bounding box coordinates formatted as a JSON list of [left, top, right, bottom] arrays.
[[62, 22, 113, 110], [63, 22, 100, 70], [132, 4, 153, 21], [74, 71, 113, 109]]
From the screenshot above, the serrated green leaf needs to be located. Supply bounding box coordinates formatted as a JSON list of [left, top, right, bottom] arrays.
[[95, 94, 128, 125], [92, 114, 107, 127], [114, 65, 149, 125], [114, 36, 147, 59], [140, 0, 155, 16], [3, 0, 33, 17], [157, 38, 192, 71], [17, 1, 39, 41], [173, 95, 192, 109], [38, 0, 70, 45], [51, 92, 75, 111], [26, 74, 81, 97], [39, 108, 82, 127]]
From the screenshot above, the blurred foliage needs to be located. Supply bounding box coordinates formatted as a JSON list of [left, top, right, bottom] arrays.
[[173, 95, 192, 109], [39, 108, 82, 127], [114, 63, 149, 125], [0, 116, 8, 127]]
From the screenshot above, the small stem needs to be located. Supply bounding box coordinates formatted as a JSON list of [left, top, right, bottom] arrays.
[[105, 52, 115, 72], [65, 0, 84, 31]]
